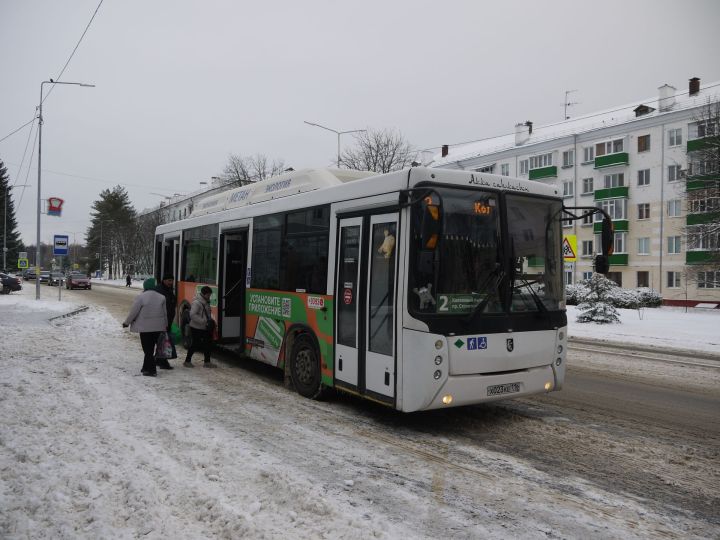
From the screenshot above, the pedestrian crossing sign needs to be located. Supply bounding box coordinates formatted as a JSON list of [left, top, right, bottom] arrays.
[[18, 258, 29, 269], [562, 235, 577, 262]]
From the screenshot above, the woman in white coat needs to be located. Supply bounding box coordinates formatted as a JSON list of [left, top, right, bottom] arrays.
[[123, 278, 168, 376]]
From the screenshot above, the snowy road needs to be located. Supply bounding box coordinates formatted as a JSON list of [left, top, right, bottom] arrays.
[[1, 285, 718, 538]]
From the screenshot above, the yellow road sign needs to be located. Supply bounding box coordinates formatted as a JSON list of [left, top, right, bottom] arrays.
[[562, 235, 577, 262]]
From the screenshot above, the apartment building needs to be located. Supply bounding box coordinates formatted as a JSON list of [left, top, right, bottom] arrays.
[[430, 77, 719, 306]]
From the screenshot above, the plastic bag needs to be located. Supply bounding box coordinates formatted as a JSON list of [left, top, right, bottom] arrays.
[[155, 332, 174, 360], [169, 322, 182, 345]]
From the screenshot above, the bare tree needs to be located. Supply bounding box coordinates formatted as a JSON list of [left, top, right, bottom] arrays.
[[340, 128, 415, 173], [222, 153, 285, 186], [684, 98, 720, 277]]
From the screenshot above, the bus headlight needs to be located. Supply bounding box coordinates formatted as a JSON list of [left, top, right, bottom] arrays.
[[433, 370, 442, 380], [442, 395, 453, 405], [544, 382, 553, 391], [556, 357, 562, 366], [434, 355, 443, 365], [435, 340, 443, 350], [557, 345, 563, 354], [558, 331, 564, 340]]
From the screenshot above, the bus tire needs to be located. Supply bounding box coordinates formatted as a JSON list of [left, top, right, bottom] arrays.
[[289, 334, 322, 399]]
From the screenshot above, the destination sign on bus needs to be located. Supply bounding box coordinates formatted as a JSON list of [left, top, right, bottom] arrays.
[[473, 201, 494, 215]]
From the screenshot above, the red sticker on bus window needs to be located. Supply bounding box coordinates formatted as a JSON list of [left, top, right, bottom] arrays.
[[343, 288, 353, 305]]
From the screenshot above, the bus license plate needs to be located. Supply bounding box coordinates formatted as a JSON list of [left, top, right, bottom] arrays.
[[487, 383, 520, 396]]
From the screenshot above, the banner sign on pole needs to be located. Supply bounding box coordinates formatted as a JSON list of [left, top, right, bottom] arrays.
[[48, 197, 65, 216]]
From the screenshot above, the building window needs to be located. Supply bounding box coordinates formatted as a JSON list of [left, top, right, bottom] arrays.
[[582, 146, 595, 163], [667, 199, 682, 217], [697, 271, 720, 289], [668, 128, 682, 147], [582, 177, 594, 194], [582, 240, 594, 257], [562, 217, 572, 228], [596, 138, 624, 157], [637, 237, 650, 255], [613, 232, 626, 254], [637, 134, 651, 153], [667, 271, 681, 288], [562, 149, 574, 167], [563, 180, 574, 198], [529, 153, 553, 169], [667, 236, 681, 254], [688, 196, 720, 214], [564, 271, 573, 286], [638, 203, 650, 220], [476, 164, 495, 173], [687, 229, 720, 251], [597, 198, 627, 220], [637, 271, 649, 288], [696, 120, 718, 138], [637, 169, 650, 186], [519, 159, 528, 175], [607, 272, 623, 287], [688, 159, 719, 177], [668, 164, 683, 182], [582, 271, 593, 280], [501, 163, 509, 176], [582, 212, 593, 225], [603, 172, 625, 188]]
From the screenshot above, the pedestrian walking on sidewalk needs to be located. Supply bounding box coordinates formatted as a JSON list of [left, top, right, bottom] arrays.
[[125, 273, 132, 287], [122, 278, 168, 377], [184, 285, 216, 368]]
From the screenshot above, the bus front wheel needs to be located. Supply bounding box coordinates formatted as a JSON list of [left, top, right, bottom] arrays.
[[289, 334, 322, 399]]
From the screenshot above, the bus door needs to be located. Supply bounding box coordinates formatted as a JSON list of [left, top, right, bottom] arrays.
[[219, 231, 247, 342], [335, 213, 398, 403]]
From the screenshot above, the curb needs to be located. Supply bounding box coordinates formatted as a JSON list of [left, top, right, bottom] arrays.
[[48, 305, 90, 322], [568, 336, 720, 362]]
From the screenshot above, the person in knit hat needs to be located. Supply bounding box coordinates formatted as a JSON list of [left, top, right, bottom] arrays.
[[154, 273, 177, 369], [122, 278, 168, 376]]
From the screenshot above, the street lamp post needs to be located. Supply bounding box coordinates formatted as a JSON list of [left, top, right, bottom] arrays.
[[36, 79, 94, 299], [303, 121, 366, 168], [3, 184, 30, 271]]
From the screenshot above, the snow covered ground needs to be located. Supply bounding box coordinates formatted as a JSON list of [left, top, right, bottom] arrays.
[[1, 284, 718, 538]]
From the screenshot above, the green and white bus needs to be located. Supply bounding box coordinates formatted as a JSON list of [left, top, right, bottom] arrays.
[[155, 166, 611, 412]]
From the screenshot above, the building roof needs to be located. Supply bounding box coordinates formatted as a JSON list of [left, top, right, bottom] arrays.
[[431, 79, 720, 167]]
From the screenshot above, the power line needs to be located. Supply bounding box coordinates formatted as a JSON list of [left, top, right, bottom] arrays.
[[0, 0, 104, 144], [42, 0, 105, 105]]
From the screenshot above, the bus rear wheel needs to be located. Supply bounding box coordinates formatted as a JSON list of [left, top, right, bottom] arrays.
[[290, 334, 322, 399]]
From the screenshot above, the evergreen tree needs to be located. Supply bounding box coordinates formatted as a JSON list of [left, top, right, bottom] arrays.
[[0, 159, 26, 271], [87, 186, 137, 278], [576, 274, 621, 324]]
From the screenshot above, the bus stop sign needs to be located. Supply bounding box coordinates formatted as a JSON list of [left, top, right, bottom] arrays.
[[53, 235, 69, 256]]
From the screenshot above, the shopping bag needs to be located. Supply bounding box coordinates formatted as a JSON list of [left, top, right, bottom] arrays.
[[169, 322, 182, 345], [155, 332, 173, 360]]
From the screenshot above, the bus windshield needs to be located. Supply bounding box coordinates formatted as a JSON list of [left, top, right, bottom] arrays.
[[409, 187, 563, 318]]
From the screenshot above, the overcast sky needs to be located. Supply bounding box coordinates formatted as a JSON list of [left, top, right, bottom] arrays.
[[1, 0, 719, 246]]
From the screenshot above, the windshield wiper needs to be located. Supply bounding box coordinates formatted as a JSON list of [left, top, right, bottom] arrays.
[[464, 263, 504, 322], [513, 276, 547, 313]]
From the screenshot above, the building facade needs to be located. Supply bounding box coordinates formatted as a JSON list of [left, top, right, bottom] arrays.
[[430, 77, 719, 306]]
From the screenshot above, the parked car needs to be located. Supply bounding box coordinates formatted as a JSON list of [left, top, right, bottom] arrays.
[[24, 268, 37, 280], [38, 271, 51, 283], [66, 272, 91, 290], [47, 271, 65, 286], [0, 272, 22, 294]]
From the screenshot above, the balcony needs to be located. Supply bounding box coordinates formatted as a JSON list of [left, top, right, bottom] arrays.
[[687, 212, 719, 226], [686, 250, 714, 264], [594, 186, 629, 200], [687, 136, 719, 153], [594, 152, 629, 169], [528, 166, 557, 180], [608, 253, 628, 266]]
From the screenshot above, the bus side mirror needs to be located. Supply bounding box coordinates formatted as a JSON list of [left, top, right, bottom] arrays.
[[600, 216, 614, 257], [594, 255, 609, 274]]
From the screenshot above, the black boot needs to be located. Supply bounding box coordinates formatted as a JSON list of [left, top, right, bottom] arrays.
[[156, 358, 174, 370]]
